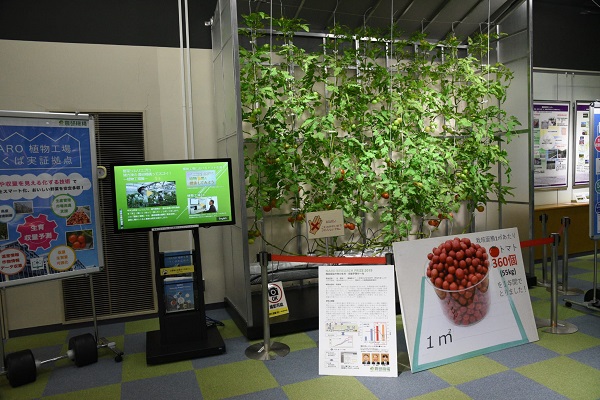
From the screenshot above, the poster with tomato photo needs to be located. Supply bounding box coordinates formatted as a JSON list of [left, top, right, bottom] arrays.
[[392, 228, 538, 372], [0, 111, 102, 287]]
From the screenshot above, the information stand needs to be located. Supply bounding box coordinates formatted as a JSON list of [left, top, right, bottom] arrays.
[[146, 228, 225, 365]]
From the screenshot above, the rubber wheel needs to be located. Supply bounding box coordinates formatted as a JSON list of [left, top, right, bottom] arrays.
[[5, 349, 37, 387], [68, 333, 98, 367], [583, 288, 600, 302]]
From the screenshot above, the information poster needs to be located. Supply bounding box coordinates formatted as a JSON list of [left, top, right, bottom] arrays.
[[533, 101, 570, 188], [392, 228, 538, 372], [0, 111, 102, 287], [574, 101, 591, 186], [589, 102, 600, 239], [318, 264, 398, 377]]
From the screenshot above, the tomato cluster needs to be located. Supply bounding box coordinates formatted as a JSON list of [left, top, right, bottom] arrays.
[[425, 237, 490, 326], [66, 209, 91, 225]]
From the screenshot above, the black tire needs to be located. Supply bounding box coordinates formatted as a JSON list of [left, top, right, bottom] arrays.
[[68, 333, 98, 367], [583, 288, 600, 302], [5, 349, 37, 387]]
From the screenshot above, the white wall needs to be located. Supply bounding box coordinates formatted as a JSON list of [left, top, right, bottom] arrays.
[[0, 39, 223, 330]]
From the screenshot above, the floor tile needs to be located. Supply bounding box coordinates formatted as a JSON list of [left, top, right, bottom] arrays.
[[516, 356, 600, 400]]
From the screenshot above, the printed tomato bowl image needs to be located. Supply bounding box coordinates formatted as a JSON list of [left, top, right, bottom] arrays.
[[425, 237, 490, 326], [65, 229, 94, 250]]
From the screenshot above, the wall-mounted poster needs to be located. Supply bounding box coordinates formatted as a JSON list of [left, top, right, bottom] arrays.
[[574, 101, 592, 186], [0, 111, 102, 287], [533, 101, 571, 188], [392, 228, 538, 372]]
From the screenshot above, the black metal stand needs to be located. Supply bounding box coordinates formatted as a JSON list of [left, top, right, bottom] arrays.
[[146, 229, 225, 365]]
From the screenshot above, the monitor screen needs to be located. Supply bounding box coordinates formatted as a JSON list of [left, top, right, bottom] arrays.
[[111, 158, 235, 232]]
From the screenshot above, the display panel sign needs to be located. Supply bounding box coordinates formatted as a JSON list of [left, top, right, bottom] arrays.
[[0, 111, 102, 287], [588, 102, 600, 239], [392, 228, 538, 372], [574, 101, 591, 186], [319, 264, 398, 377], [533, 101, 571, 188], [111, 159, 236, 232]]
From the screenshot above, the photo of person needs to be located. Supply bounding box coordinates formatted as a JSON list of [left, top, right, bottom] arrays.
[[362, 353, 371, 365], [372, 353, 380, 365], [206, 199, 217, 213], [381, 353, 390, 365], [126, 181, 177, 208]]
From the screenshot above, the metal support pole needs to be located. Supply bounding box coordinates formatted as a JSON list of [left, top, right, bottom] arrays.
[[539, 213, 550, 286], [540, 233, 577, 334], [558, 216, 582, 295], [245, 251, 290, 360]]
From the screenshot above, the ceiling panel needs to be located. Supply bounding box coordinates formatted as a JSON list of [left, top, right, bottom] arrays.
[[238, 0, 525, 42]]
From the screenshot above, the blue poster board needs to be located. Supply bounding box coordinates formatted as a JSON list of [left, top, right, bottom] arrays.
[[0, 111, 102, 287], [590, 102, 600, 240]]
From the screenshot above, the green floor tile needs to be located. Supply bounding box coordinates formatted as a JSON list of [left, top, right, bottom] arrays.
[[430, 355, 508, 385], [516, 356, 600, 400], [0, 368, 50, 400], [531, 299, 586, 320], [217, 319, 244, 339], [272, 332, 317, 352], [4, 331, 69, 353], [410, 386, 472, 400], [535, 331, 600, 355], [196, 359, 278, 400], [124, 318, 159, 335], [42, 384, 122, 400], [284, 375, 378, 400], [571, 271, 598, 282], [121, 352, 193, 382]]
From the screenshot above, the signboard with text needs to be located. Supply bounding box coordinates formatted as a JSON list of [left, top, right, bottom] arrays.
[[392, 228, 538, 372], [0, 111, 102, 287], [533, 101, 570, 188], [574, 101, 592, 186], [306, 209, 344, 239], [318, 264, 398, 377]]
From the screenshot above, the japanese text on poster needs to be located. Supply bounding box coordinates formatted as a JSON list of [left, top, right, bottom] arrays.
[[533, 101, 570, 188], [0, 112, 101, 287], [392, 228, 538, 372], [319, 265, 398, 377]]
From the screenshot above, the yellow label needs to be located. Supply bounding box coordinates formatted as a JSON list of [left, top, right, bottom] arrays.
[[160, 265, 194, 276]]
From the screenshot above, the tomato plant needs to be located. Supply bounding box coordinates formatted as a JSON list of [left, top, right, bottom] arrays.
[[239, 13, 519, 253]]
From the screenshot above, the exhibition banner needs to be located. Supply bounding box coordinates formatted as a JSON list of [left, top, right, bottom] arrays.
[[574, 101, 592, 186], [589, 102, 600, 239], [0, 111, 102, 287], [392, 228, 538, 372], [533, 101, 570, 188], [318, 264, 398, 377]]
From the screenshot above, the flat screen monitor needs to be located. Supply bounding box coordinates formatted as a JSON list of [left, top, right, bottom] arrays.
[[111, 158, 236, 232]]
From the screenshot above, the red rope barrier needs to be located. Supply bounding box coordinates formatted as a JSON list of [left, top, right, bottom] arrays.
[[520, 237, 555, 248], [270, 254, 388, 264]]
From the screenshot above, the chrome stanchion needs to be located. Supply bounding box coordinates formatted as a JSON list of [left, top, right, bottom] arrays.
[[557, 217, 583, 295], [538, 213, 550, 286], [245, 251, 290, 360], [540, 233, 578, 334]]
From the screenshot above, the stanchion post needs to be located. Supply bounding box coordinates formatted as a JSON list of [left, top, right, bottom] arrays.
[[245, 251, 290, 360], [541, 233, 578, 334], [539, 213, 549, 285], [557, 216, 583, 295]]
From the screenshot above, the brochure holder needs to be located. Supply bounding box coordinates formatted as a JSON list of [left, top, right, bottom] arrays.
[[146, 228, 225, 365]]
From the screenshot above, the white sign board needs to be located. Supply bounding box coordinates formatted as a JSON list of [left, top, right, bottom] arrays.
[[306, 209, 344, 239], [392, 228, 538, 372], [319, 264, 398, 377]]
